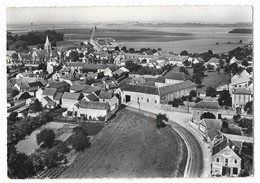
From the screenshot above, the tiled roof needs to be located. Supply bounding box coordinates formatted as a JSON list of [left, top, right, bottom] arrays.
[[207, 57, 220, 64], [207, 129, 221, 141], [202, 119, 222, 131], [83, 64, 107, 70], [86, 93, 99, 101], [67, 62, 84, 67], [192, 100, 219, 110], [42, 88, 57, 96], [122, 84, 159, 95], [233, 88, 251, 95], [83, 85, 100, 94], [99, 91, 113, 99], [155, 76, 165, 83], [70, 83, 85, 92], [79, 101, 109, 110], [165, 72, 191, 81], [28, 81, 43, 88], [43, 96, 56, 106], [159, 80, 196, 95], [53, 92, 63, 100], [62, 92, 82, 100], [49, 81, 70, 89], [108, 65, 119, 72], [20, 82, 30, 90], [212, 135, 241, 156]]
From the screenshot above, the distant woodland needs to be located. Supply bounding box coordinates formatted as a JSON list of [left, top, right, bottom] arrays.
[[229, 28, 252, 34]]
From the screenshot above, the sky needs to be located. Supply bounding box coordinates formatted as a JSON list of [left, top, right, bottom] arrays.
[[6, 6, 253, 24]]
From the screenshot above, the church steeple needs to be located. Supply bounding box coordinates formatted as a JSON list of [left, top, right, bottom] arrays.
[[44, 35, 52, 53]]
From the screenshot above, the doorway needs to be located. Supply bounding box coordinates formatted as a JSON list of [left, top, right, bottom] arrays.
[[125, 95, 131, 103]]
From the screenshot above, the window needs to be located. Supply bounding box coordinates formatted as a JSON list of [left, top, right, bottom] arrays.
[[216, 158, 219, 162], [155, 100, 157, 104], [225, 158, 228, 166], [233, 167, 238, 175], [147, 98, 149, 103], [234, 159, 237, 164]]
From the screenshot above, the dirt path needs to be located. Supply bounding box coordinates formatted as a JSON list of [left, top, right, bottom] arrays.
[[60, 109, 187, 178]]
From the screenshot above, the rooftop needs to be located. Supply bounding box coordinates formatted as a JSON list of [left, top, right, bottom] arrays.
[[159, 80, 196, 95], [99, 91, 113, 99], [48, 81, 70, 89], [42, 88, 57, 96], [233, 88, 251, 95], [62, 92, 83, 100], [123, 84, 159, 95], [79, 101, 109, 110], [192, 100, 219, 110], [165, 72, 191, 81]]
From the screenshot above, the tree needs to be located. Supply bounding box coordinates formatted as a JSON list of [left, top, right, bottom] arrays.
[[44, 147, 60, 168], [156, 113, 168, 128], [36, 129, 56, 148], [121, 46, 127, 52], [216, 67, 221, 73], [69, 50, 79, 61], [206, 86, 217, 97], [71, 131, 91, 151], [244, 101, 253, 114], [189, 90, 197, 98], [8, 149, 35, 178], [200, 112, 216, 120], [180, 50, 189, 56], [218, 90, 232, 106], [242, 60, 249, 67], [233, 115, 241, 123], [207, 64, 215, 71], [239, 118, 253, 135], [179, 66, 190, 75], [114, 46, 120, 52], [221, 120, 229, 133], [37, 63, 47, 71], [8, 112, 19, 122], [29, 99, 43, 112], [219, 59, 225, 69], [7, 66, 10, 74], [183, 60, 191, 67], [129, 48, 135, 53], [169, 98, 183, 107], [19, 92, 31, 100], [11, 89, 20, 97], [195, 97, 202, 103]]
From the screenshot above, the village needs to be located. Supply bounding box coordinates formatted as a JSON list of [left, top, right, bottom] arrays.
[[6, 27, 254, 178]]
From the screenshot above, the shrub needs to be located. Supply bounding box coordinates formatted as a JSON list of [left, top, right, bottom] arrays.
[[156, 113, 168, 128], [71, 132, 91, 152], [36, 129, 56, 148]]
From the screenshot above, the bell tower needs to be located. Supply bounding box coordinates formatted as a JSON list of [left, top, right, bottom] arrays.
[[44, 35, 52, 53]]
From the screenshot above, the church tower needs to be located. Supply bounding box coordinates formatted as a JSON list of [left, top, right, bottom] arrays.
[[44, 35, 52, 53]]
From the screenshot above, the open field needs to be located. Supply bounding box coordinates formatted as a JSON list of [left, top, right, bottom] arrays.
[[202, 70, 230, 87], [60, 108, 187, 178]]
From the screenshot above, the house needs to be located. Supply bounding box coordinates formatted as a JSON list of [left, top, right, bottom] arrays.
[[154, 76, 166, 87], [103, 65, 119, 77], [159, 80, 196, 104], [61, 92, 84, 109], [199, 119, 222, 146], [16, 71, 33, 79], [211, 135, 242, 177], [164, 72, 191, 85], [204, 57, 220, 70], [41, 88, 57, 101], [53, 92, 63, 105], [66, 62, 85, 73], [41, 96, 57, 109], [83, 93, 99, 102], [231, 88, 252, 112], [168, 55, 188, 66], [82, 64, 107, 73], [112, 67, 129, 77], [191, 100, 221, 122], [122, 80, 196, 107], [59, 74, 80, 86], [82, 85, 101, 96], [122, 84, 161, 107], [99, 91, 113, 103], [66, 101, 110, 121], [230, 70, 251, 93], [48, 81, 70, 93], [107, 96, 119, 111], [70, 83, 85, 93], [47, 61, 58, 74], [6, 50, 17, 63]]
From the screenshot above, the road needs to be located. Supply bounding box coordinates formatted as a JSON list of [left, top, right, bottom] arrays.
[[126, 105, 204, 178]]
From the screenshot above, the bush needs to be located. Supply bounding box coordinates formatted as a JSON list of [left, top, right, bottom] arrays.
[[29, 99, 43, 112], [206, 86, 217, 97], [36, 129, 56, 148], [156, 113, 168, 128], [71, 132, 91, 152], [233, 115, 241, 123], [189, 90, 197, 98]]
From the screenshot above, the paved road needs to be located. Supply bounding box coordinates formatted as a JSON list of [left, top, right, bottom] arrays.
[[126, 106, 204, 178]]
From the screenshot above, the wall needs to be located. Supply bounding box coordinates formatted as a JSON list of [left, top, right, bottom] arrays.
[[122, 91, 161, 107], [78, 108, 108, 120], [62, 98, 78, 109], [212, 147, 241, 177]]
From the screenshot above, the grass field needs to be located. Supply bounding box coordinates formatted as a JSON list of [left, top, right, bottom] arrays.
[[60, 108, 187, 178], [202, 70, 230, 87]]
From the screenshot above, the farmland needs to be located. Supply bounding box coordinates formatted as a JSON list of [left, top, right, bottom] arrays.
[[60, 108, 187, 178]]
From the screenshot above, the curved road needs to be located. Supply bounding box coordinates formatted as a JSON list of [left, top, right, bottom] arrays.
[[127, 106, 204, 178]]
